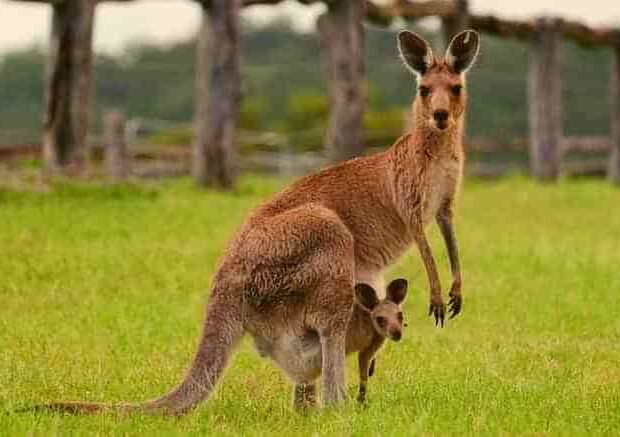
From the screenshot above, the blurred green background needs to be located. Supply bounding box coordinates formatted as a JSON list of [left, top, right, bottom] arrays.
[[0, 20, 611, 153]]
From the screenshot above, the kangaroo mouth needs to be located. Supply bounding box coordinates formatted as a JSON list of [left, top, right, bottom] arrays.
[[435, 120, 449, 130], [390, 331, 402, 342]]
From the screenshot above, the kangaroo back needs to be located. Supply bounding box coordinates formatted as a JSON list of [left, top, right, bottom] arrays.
[[25, 283, 244, 416]]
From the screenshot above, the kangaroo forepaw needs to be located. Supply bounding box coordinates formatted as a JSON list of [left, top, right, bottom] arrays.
[[428, 296, 446, 327], [448, 292, 462, 319]]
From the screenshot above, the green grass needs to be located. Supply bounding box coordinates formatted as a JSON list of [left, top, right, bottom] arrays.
[[1, 175, 620, 435]]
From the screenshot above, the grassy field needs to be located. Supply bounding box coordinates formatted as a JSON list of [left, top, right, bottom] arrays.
[[1, 175, 620, 435]]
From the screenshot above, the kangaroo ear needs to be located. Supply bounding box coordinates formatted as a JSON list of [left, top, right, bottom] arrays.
[[445, 30, 480, 74], [354, 283, 380, 312], [397, 30, 434, 77], [386, 279, 408, 305]]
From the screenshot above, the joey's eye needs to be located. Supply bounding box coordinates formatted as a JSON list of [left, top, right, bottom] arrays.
[[376, 316, 387, 328], [419, 86, 430, 97], [451, 85, 462, 96]]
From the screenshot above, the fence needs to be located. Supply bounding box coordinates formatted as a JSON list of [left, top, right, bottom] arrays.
[[2, 116, 611, 183]]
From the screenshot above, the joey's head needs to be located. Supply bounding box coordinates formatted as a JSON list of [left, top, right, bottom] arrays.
[[397, 29, 480, 132], [354, 279, 408, 342]]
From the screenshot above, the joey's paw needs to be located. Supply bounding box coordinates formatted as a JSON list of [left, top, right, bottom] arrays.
[[356, 385, 367, 404], [448, 291, 462, 319], [428, 295, 446, 327], [356, 392, 366, 404]]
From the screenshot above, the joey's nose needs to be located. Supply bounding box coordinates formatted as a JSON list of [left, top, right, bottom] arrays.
[[433, 110, 449, 123], [391, 330, 402, 342]]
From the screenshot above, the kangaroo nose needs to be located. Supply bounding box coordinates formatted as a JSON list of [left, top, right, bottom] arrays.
[[433, 110, 449, 123], [391, 330, 402, 342]]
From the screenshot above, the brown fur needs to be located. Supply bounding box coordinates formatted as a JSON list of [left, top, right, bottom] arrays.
[[253, 279, 408, 409], [25, 30, 479, 416], [350, 279, 408, 405]]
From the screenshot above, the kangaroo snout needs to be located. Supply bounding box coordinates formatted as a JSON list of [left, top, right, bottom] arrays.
[[390, 329, 402, 342], [433, 110, 449, 129]]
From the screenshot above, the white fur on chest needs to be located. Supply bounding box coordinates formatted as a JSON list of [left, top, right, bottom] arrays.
[[421, 157, 461, 225]]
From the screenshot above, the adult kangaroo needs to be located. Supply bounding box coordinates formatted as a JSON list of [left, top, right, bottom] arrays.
[[28, 30, 479, 416]]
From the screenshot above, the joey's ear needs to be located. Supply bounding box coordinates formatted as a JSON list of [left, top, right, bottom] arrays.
[[445, 30, 480, 74], [397, 30, 434, 76], [386, 278, 408, 305], [354, 283, 380, 312]]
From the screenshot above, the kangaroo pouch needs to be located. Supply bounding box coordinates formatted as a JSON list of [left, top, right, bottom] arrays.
[[252, 330, 324, 384]]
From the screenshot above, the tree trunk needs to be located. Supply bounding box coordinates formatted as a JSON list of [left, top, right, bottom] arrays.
[[318, 0, 365, 162], [528, 18, 562, 181], [193, 9, 210, 186], [609, 46, 620, 184], [442, 0, 468, 48], [104, 110, 129, 181], [193, 0, 241, 190], [442, 0, 469, 145], [43, 0, 97, 175]]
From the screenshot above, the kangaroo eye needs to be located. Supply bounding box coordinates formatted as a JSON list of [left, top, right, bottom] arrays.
[[419, 86, 431, 98], [376, 316, 387, 328], [451, 85, 462, 96]]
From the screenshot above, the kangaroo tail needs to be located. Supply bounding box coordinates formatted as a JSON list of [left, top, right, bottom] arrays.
[[21, 283, 244, 416]]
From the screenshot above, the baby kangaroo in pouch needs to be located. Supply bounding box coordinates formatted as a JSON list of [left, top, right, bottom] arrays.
[[254, 278, 408, 409], [25, 29, 478, 416]]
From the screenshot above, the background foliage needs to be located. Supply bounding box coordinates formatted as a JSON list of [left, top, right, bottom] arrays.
[[0, 20, 612, 146]]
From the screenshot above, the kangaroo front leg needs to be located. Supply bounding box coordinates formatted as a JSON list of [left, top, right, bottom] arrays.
[[437, 201, 463, 319], [357, 343, 382, 403], [368, 358, 376, 378], [413, 225, 445, 326], [357, 355, 370, 403]]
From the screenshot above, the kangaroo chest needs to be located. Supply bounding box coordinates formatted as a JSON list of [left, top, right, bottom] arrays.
[[420, 155, 461, 225]]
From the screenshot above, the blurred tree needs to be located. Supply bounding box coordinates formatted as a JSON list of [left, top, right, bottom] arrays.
[[193, 0, 241, 190], [318, 0, 365, 162], [0, 23, 613, 148], [42, 0, 97, 174]]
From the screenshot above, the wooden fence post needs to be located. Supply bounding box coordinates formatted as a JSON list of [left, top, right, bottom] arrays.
[[193, 0, 241, 190], [442, 0, 468, 47], [609, 46, 620, 184], [528, 17, 563, 181], [104, 110, 129, 181], [43, 0, 97, 175], [318, 0, 365, 162]]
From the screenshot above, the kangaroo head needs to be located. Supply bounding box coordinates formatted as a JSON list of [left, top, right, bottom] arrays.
[[397, 29, 480, 132], [354, 279, 408, 342]]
